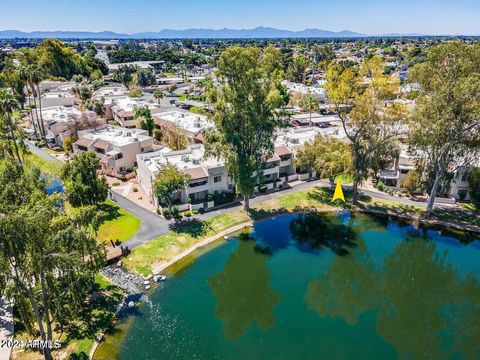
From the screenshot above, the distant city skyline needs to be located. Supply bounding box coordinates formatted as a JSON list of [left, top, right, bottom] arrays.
[[1, 0, 479, 36]]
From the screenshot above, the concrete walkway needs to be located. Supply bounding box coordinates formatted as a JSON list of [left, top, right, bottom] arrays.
[[25, 141, 61, 163], [122, 179, 433, 250], [0, 298, 13, 360]]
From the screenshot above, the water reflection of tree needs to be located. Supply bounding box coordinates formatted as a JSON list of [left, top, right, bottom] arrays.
[[208, 239, 282, 340], [289, 212, 358, 255], [306, 238, 381, 325], [306, 234, 480, 358]]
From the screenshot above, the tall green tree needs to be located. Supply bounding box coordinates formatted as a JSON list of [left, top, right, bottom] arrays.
[[134, 105, 154, 136], [302, 94, 320, 127], [153, 163, 191, 215], [408, 42, 480, 216], [295, 136, 352, 190], [0, 160, 105, 360], [61, 151, 108, 207], [0, 89, 24, 164], [205, 46, 288, 211], [113, 64, 136, 89], [466, 168, 480, 202], [326, 56, 405, 203], [136, 68, 156, 87], [153, 88, 164, 104]]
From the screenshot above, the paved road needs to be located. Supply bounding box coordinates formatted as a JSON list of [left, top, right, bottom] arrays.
[[115, 193, 171, 249]]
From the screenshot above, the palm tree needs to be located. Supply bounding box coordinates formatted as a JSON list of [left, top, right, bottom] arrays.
[[29, 65, 47, 143], [303, 94, 320, 127], [20, 65, 46, 142], [153, 89, 164, 104], [0, 89, 23, 164]]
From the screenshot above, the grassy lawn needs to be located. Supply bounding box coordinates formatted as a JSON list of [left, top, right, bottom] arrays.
[[359, 197, 425, 217], [12, 274, 123, 360], [459, 202, 480, 212], [96, 200, 141, 243], [124, 211, 250, 276], [24, 153, 62, 177], [42, 147, 63, 155]]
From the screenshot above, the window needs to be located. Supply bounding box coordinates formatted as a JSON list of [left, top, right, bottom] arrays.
[[214, 175, 222, 183], [116, 153, 123, 160]]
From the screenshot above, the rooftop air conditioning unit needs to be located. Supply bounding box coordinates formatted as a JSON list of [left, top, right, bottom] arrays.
[[181, 155, 190, 162], [192, 158, 200, 165]]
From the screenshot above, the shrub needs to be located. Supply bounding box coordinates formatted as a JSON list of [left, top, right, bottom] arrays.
[[259, 184, 268, 193], [112, 182, 120, 187], [207, 194, 214, 202], [377, 181, 385, 191], [191, 209, 200, 215], [185, 212, 192, 217], [133, 187, 138, 192], [128, 88, 143, 98], [172, 206, 179, 217], [213, 191, 235, 205], [162, 207, 170, 216]]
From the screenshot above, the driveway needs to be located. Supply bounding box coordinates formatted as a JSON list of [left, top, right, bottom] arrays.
[[115, 193, 171, 249]]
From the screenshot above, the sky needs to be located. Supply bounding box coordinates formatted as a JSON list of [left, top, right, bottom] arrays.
[[1, 0, 479, 35]]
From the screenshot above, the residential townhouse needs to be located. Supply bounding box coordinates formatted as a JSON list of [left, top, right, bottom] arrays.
[[29, 105, 83, 146], [73, 125, 154, 178], [136, 126, 327, 209], [153, 110, 214, 144], [136, 144, 232, 209], [110, 97, 164, 128]]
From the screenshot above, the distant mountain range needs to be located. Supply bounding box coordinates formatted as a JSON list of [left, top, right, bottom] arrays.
[[0, 27, 438, 39]]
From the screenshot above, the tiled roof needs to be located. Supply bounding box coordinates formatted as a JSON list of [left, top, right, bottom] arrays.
[[75, 137, 93, 147], [184, 167, 208, 180], [93, 139, 109, 150], [274, 146, 292, 157]]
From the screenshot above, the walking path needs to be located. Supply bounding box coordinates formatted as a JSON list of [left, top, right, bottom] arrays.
[[25, 141, 61, 163], [0, 298, 13, 360]]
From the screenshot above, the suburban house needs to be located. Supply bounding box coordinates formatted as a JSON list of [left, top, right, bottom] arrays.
[[153, 110, 214, 143], [274, 127, 324, 180], [92, 86, 128, 120], [110, 97, 164, 128], [136, 144, 232, 208], [73, 125, 154, 178], [378, 146, 416, 188], [30, 105, 83, 146], [283, 80, 327, 102]]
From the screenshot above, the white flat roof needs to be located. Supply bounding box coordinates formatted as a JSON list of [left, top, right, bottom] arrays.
[[154, 110, 214, 135], [275, 127, 322, 148], [37, 106, 81, 123], [111, 97, 160, 112], [78, 125, 151, 147], [93, 86, 128, 98], [139, 144, 224, 174]]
